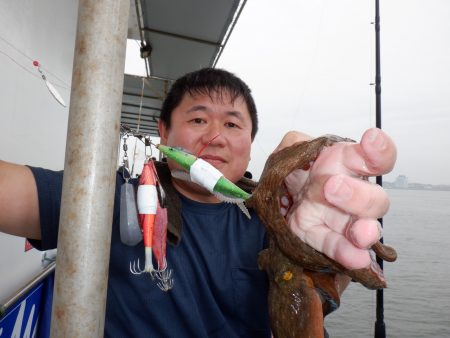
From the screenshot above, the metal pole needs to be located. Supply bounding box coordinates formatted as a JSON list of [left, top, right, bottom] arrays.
[[375, 0, 382, 129], [50, 0, 129, 337], [373, 0, 386, 337]]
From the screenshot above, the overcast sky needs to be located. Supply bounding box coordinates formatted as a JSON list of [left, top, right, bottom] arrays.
[[216, 0, 450, 185]]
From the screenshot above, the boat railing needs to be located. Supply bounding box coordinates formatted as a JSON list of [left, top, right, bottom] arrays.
[[0, 261, 56, 317]]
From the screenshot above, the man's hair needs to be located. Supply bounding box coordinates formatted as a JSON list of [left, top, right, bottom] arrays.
[[160, 68, 258, 140]]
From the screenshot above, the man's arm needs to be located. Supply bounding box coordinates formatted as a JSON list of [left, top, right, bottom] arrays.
[[0, 160, 41, 240]]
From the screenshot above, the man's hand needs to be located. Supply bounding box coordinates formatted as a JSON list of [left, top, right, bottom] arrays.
[[276, 128, 396, 270]]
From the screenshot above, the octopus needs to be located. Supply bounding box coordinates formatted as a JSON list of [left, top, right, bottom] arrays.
[[245, 135, 397, 338]]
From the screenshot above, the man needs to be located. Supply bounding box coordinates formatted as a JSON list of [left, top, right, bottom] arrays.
[[0, 68, 396, 337]]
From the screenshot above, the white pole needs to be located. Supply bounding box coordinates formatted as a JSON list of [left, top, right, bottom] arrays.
[[51, 0, 130, 336]]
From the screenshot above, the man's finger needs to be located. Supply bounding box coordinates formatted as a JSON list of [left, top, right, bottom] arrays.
[[300, 223, 372, 270], [323, 174, 390, 218], [346, 218, 382, 249], [343, 128, 397, 176]]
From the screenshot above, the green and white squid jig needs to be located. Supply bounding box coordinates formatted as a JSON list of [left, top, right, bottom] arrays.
[[156, 144, 251, 218]]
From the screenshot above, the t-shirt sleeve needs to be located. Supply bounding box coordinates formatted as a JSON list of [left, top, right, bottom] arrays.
[[26, 166, 63, 251]]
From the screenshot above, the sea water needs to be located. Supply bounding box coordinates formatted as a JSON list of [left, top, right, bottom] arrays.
[[325, 189, 450, 337]]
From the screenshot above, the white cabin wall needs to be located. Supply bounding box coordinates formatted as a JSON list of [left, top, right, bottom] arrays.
[[0, 0, 78, 302]]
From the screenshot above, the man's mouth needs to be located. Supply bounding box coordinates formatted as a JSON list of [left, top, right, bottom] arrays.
[[199, 155, 226, 167]]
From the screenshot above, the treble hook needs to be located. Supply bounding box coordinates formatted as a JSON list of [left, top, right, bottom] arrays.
[[153, 258, 174, 291], [129, 258, 154, 276], [130, 253, 156, 275], [130, 259, 143, 275], [130, 258, 174, 291], [155, 268, 174, 292]]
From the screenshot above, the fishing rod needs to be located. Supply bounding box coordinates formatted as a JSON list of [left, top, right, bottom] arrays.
[[373, 1, 386, 338]]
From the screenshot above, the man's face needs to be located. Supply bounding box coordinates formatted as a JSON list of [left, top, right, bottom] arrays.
[[159, 91, 253, 184]]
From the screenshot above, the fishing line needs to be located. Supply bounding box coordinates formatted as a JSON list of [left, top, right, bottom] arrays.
[[33, 60, 67, 107], [0, 34, 70, 89], [196, 133, 220, 156], [131, 78, 146, 177], [0, 49, 40, 80], [130, 137, 140, 178], [143, 77, 166, 100], [0, 46, 68, 106], [136, 77, 145, 133], [0, 45, 70, 91]]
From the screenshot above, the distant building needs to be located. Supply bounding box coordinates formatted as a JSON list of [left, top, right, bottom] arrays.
[[385, 174, 450, 191], [394, 175, 409, 188]]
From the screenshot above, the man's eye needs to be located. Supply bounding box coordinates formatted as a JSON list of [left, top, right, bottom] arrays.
[[191, 118, 205, 124], [225, 122, 238, 128]]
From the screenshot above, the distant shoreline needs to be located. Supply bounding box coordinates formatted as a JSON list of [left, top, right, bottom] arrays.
[[384, 182, 450, 191]]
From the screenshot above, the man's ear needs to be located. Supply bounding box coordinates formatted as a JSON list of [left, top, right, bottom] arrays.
[[158, 120, 168, 145]]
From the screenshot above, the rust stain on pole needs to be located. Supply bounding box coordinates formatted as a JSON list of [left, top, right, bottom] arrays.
[[51, 0, 130, 337]]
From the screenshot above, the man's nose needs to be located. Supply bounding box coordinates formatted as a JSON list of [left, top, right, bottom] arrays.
[[203, 120, 218, 135], [200, 125, 225, 147]]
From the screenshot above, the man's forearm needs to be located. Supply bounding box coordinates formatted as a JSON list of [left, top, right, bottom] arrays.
[[0, 160, 41, 239]]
